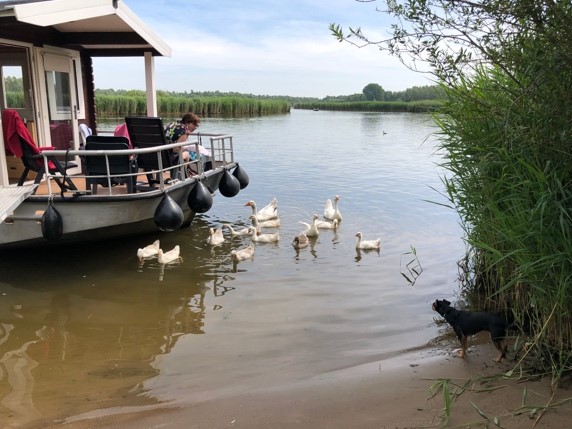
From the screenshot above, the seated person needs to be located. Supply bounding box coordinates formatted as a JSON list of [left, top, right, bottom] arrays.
[[164, 112, 201, 163]]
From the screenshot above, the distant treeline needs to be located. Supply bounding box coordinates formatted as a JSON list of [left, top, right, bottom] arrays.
[[293, 84, 444, 112], [320, 84, 444, 103], [294, 100, 442, 113]]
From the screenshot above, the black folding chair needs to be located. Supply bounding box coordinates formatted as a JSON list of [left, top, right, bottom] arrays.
[[125, 116, 173, 186], [84, 136, 136, 194]]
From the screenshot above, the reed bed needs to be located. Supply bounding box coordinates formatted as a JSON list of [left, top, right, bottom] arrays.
[[435, 63, 572, 380], [96, 95, 290, 118], [294, 100, 441, 112]]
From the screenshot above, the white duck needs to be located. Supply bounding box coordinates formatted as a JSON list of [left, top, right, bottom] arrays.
[[292, 232, 309, 249], [158, 245, 181, 264], [245, 199, 278, 222], [206, 228, 225, 246], [323, 195, 342, 221], [137, 239, 160, 260], [315, 219, 339, 230], [231, 243, 255, 262], [250, 214, 280, 229], [299, 214, 320, 237], [223, 223, 252, 237], [355, 232, 381, 250], [247, 226, 280, 243]]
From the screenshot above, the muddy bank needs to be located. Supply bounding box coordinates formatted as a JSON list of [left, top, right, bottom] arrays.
[[44, 342, 572, 429]]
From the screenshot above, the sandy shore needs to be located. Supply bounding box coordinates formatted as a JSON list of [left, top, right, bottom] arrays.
[[46, 342, 571, 429]]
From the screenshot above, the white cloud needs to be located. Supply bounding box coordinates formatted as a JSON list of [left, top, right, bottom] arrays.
[[93, 0, 432, 97]]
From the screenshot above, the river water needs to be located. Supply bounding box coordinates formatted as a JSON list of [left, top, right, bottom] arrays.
[[0, 109, 465, 426]]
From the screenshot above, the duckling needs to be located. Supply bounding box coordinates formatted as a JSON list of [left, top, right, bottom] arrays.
[[137, 239, 160, 260], [355, 232, 381, 250], [249, 214, 281, 230], [324, 195, 342, 221], [247, 226, 280, 243], [299, 214, 320, 237], [158, 245, 181, 264], [231, 243, 255, 262], [206, 228, 225, 246], [315, 219, 338, 230], [292, 232, 309, 249], [223, 223, 251, 237]]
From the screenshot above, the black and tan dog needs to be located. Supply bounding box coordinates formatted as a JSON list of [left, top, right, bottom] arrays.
[[432, 299, 510, 362]]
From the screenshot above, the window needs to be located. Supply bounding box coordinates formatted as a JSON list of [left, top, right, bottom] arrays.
[[2, 65, 25, 108]]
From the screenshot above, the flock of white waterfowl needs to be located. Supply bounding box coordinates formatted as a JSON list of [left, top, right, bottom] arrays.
[[136, 195, 382, 267]]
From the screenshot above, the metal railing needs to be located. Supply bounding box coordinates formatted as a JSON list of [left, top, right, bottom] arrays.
[[33, 135, 235, 196]]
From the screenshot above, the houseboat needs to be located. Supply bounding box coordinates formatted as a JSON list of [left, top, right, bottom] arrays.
[[0, 0, 248, 249]]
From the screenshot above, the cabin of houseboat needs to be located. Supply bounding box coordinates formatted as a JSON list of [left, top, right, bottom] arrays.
[[0, 0, 171, 185], [0, 0, 247, 249]]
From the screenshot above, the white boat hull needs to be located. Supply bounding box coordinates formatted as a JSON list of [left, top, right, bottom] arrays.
[[0, 167, 229, 249]]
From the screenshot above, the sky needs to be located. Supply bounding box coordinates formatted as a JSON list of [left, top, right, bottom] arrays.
[[92, 0, 433, 98]]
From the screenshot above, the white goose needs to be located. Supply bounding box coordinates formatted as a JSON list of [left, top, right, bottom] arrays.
[[206, 228, 225, 246], [315, 219, 339, 230], [258, 197, 278, 218], [231, 243, 255, 262], [223, 223, 252, 237], [292, 232, 309, 249], [250, 214, 280, 229], [299, 214, 320, 237], [323, 195, 342, 221], [355, 232, 381, 250], [158, 245, 181, 264], [247, 226, 280, 243], [245, 199, 278, 222], [137, 239, 160, 260]]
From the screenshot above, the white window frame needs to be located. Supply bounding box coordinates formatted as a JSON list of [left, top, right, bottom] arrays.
[[40, 49, 85, 121]]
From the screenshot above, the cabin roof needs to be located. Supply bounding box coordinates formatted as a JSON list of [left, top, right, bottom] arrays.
[[0, 0, 171, 57]]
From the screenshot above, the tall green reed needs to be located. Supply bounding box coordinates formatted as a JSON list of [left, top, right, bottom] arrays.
[[96, 94, 290, 118], [435, 60, 572, 380]]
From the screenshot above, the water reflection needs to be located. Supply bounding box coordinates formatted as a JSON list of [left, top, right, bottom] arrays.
[[0, 236, 237, 427], [354, 247, 381, 263], [0, 323, 41, 427]]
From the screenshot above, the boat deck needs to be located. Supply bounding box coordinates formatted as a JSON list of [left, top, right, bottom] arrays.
[[30, 172, 170, 196]]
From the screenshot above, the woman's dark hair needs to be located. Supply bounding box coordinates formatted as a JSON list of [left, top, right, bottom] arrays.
[[181, 112, 201, 126]]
